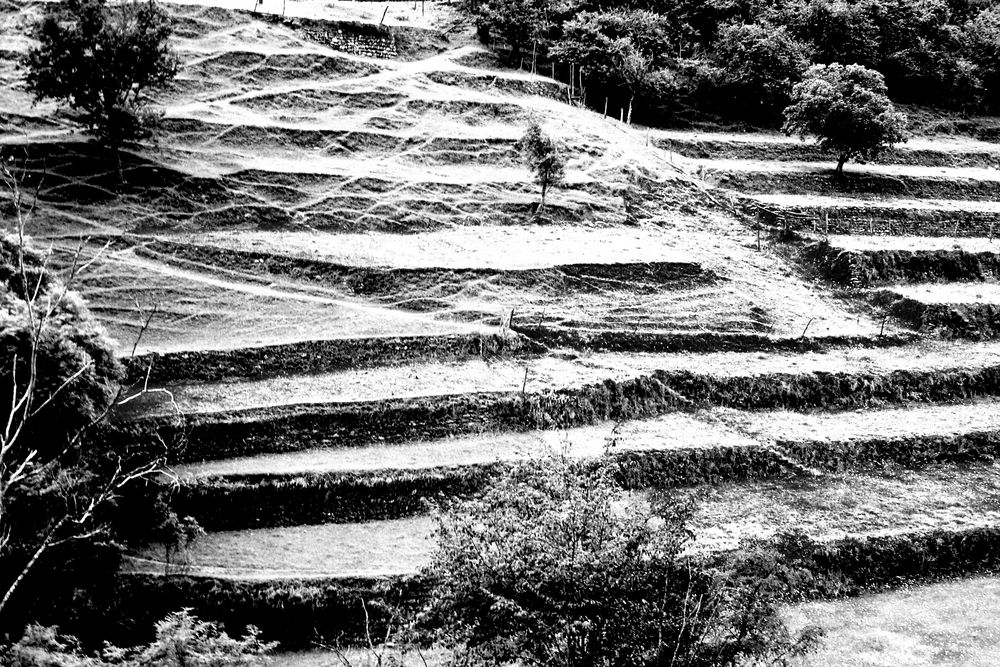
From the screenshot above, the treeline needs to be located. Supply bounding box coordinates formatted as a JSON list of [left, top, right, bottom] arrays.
[[465, 0, 1000, 125]]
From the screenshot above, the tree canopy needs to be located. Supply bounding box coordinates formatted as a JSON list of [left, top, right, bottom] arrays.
[[24, 0, 177, 147], [782, 63, 908, 173]]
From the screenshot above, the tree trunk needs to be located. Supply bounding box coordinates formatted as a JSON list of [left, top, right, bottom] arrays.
[[626, 94, 634, 125], [836, 154, 847, 175], [539, 180, 547, 212]]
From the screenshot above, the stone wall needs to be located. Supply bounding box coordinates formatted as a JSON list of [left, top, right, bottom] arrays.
[[260, 15, 399, 58], [300, 21, 398, 58]]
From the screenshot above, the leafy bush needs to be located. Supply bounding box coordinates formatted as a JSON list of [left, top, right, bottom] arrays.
[[24, 0, 177, 147], [782, 63, 908, 174], [0, 206, 188, 637], [416, 455, 820, 667], [3, 610, 275, 666], [0, 235, 123, 456]]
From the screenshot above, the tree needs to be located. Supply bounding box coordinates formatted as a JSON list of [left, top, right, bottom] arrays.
[[711, 22, 810, 123], [24, 0, 178, 148], [0, 157, 190, 638], [782, 63, 908, 174], [518, 122, 566, 212], [463, 0, 553, 64], [964, 6, 1000, 108], [416, 454, 820, 667]]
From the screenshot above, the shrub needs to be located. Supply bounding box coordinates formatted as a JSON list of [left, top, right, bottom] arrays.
[[782, 63, 908, 174], [518, 122, 566, 211], [24, 0, 177, 147], [416, 454, 820, 667], [3, 610, 275, 666], [0, 235, 123, 456]]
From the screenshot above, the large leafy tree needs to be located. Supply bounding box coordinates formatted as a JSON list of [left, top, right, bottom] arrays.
[[0, 160, 192, 640], [464, 0, 559, 63], [711, 22, 810, 123], [782, 63, 908, 174], [24, 0, 177, 147], [964, 6, 1000, 108]]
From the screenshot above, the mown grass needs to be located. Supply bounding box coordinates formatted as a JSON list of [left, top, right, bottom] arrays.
[[786, 576, 1000, 666]]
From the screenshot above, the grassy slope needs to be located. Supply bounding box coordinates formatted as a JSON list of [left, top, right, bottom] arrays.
[[786, 576, 1000, 666]]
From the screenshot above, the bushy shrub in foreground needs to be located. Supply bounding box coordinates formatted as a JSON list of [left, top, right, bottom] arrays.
[[416, 454, 821, 667], [3, 610, 274, 666]]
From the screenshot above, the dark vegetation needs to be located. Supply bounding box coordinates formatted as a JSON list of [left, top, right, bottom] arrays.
[[4, 610, 273, 666], [0, 229, 196, 645], [24, 0, 177, 148], [0, 161, 195, 653], [463, 0, 1000, 127], [415, 455, 822, 667]]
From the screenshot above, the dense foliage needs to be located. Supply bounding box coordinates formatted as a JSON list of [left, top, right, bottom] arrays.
[[417, 455, 820, 667], [783, 63, 908, 173], [3, 610, 274, 666], [462, 0, 1000, 126], [0, 232, 191, 640], [24, 0, 177, 146]]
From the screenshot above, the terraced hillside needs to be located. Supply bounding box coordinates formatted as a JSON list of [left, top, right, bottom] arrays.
[[4, 0, 1000, 652]]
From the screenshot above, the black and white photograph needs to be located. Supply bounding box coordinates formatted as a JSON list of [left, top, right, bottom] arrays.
[[1, 0, 1000, 664]]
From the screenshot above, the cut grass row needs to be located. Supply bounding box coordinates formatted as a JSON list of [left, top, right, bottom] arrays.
[[119, 461, 1000, 647], [171, 398, 1000, 529], [872, 288, 1000, 340], [740, 194, 1000, 238], [657, 134, 1000, 169], [144, 462, 1000, 579], [112, 341, 1000, 461], [128, 329, 919, 384], [713, 168, 1000, 202], [116, 525, 1000, 648], [801, 239, 1000, 288]]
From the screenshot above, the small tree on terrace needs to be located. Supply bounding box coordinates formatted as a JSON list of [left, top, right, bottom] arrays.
[[24, 0, 178, 149], [518, 122, 566, 212], [782, 63, 908, 175]]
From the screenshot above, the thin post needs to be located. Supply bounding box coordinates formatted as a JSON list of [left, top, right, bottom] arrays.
[[603, 97, 608, 118], [570, 63, 574, 97], [531, 42, 537, 74], [620, 107, 623, 123], [379, 5, 388, 26]]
